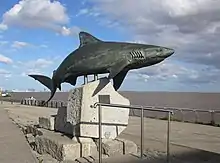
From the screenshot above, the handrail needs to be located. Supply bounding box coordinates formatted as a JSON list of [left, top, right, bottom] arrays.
[[92, 102, 173, 163]]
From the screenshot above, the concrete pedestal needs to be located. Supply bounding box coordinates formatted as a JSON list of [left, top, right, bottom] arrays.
[[54, 78, 130, 139]]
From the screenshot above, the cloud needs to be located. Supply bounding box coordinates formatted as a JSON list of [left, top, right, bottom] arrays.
[[0, 69, 12, 79], [11, 41, 50, 49], [22, 58, 53, 69], [0, 69, 10, 75], [132, 62, 220, 85], [0, 54, 13, 64], [21, 69, 43, 77], [1, 0, 80, 36], [18, 58, 54, 77], [81, 0, 220, 87], [58, 26, 81, 36], [39, 44, 48, 48], [11, 41, 30, 49], [0, 41, 8, 46], [0, 24, 8, 31], [86, 0, 220, 67], [76, 8, 89, 17]]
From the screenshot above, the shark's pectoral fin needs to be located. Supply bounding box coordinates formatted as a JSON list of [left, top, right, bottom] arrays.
[[64, 75, 77, 86], [28, 74, 53, 91], [107, 59, 128, 80], [113, 70, 128, 90]]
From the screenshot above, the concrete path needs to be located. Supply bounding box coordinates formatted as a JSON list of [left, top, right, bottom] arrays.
[[0, 106, 37, 163]]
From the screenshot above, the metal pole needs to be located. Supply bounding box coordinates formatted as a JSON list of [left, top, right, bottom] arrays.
[[167, 112, 171, 163], [194, 110, 198, 123], [180, 109, 184, 122], [210, 110, 215, 125], [94, 74, 98, 81], [84, 75, 88, 84], [140, 107, 144, 159], [86, 75, 89, 83], [98, 105, 102, 163]]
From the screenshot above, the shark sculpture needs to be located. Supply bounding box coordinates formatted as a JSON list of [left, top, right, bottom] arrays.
[[29, 31, 174, 105]]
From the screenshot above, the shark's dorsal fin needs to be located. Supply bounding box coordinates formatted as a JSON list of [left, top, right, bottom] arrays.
[[79, 31, 102, 47]]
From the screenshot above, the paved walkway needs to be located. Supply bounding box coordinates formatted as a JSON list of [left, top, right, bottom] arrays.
[[0, 106, 37, 163], [2, 102, 220, 163]]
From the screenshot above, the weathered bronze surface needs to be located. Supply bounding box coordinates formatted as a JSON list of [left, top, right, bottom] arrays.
[[29, 31, 174, 105]]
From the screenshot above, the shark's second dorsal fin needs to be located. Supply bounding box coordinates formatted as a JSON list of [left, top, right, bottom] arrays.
[[79, 31, 102, 47]]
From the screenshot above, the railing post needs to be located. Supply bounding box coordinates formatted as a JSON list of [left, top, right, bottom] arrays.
[[167, 111, 171, 163], [194, 110, 198, 123], [210, 110, 215, 126], [84, 75, 88, 84], [140, 107, 144, 159], [94, 74, 98, 80], [180, 109, 184, 122], [98, 104, 102, 163]]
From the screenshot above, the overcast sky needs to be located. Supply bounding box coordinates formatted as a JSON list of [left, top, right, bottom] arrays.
[[0, 0, 220, 92]]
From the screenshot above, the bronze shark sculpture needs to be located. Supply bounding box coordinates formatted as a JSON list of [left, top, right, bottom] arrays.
[[29, 31, 174, 105]]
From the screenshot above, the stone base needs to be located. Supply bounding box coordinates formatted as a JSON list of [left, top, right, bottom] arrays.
[[35, 129, 96, 161], [55, 78, 130, 139], [31, 128, 137, 162]]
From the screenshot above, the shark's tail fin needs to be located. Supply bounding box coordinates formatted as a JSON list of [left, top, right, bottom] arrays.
[[28, 74, 56, 106]]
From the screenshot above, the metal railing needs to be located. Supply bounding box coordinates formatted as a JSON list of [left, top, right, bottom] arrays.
[[15, 99, 220, 126], [149, 106, 220, 125], [92, 102, 174, 163]]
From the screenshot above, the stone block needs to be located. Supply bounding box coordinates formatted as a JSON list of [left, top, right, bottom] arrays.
[[26, 125, 43, 136], [26, 133, 35, 144], [55, 78, 130, 139], [39, 116, 55, 130], [72, 137, 98, 156], [36, 100, 41, 106], [94, 138, 137, 157], [35, 129, 81, 161], [54, 106, 72, 134], [115, 138, 138, 155]]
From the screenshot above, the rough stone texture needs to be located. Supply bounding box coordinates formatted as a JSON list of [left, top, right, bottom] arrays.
[[116, 138, 138, 155], [26, 133, 35, 144], [26, 125, 43, 136], [72, 137, 98, 157], [55, 78, 130, 139], [94, 138, 137, 157], [54, 106, 73, 134], [35, 129, 81, 161], [39, 116, 55, 130]]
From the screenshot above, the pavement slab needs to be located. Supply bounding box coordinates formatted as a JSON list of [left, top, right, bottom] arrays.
[[0, 104, 37, 163]]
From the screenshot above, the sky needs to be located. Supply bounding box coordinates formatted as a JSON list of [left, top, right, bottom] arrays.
[[0, 0, 220, 92]]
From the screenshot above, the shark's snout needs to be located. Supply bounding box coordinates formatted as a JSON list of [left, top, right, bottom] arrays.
[[165, 48, 174, 58]]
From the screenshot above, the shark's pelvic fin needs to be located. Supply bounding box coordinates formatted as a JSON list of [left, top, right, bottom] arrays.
[[79, 31, 102, 47], [28, 75, 53, 91], [64, 75, 77, 86]]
